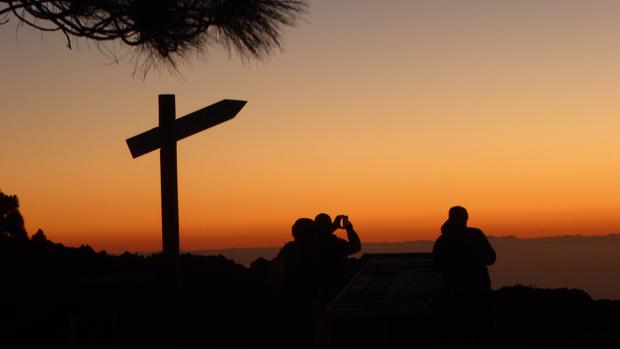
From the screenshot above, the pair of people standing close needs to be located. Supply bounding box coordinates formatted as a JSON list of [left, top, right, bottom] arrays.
[[272, 213, 361, 348], [274, 213, 361, 302]]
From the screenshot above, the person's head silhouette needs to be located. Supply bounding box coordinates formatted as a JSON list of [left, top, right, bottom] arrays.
[[448, 206, 468, 228], [314, 213, 334, 237], [292, 218, 316, 244]]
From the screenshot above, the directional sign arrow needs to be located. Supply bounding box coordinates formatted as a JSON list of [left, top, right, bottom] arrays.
[[126, 99, 247, 158]]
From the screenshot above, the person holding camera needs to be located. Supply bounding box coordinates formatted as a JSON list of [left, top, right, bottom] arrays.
[[314, 213, 361, 302], [313, 213, 361, 348]]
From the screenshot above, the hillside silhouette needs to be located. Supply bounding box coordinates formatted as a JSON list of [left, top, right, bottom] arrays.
[[2, 230, 619, 348], [1, 192, 619, 348]]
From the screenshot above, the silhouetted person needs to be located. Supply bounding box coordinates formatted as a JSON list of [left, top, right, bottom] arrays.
[[313, 213, 361, 348], [272, 218, 318, 349], [430, 206, 496, 348], [433, 206, 496, 290], [315, 213, 361, 302], [274, 218, 318, 296]]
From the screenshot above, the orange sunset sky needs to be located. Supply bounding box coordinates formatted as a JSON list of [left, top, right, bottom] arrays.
[[2, 1, 620, 253]]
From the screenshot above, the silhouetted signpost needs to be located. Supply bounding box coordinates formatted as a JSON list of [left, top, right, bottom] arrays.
[[126, 95, 246, 349]]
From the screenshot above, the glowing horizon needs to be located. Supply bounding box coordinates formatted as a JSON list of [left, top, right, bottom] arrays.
[[3, 1, 620, 253]]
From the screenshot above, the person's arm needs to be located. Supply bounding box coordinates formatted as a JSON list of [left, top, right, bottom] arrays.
[[483, 235, 496, 265], [475, 229, 496, 265], [344, 220, 361, 255], [271, 242, 293, 269], [273, 243, 288, 261]]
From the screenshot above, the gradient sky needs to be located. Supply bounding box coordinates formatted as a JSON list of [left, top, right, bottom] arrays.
[[2, 0, 620, 252]]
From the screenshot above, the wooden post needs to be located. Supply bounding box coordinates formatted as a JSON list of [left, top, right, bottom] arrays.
[[126, 95, 246, 349], [159, 94, 181, 349]]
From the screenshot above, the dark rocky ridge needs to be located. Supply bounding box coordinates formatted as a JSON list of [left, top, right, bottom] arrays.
[[1, 233, 619, 348]]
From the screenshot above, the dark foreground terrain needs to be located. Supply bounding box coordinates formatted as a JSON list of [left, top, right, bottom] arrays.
[[1, 233, 618, 349]]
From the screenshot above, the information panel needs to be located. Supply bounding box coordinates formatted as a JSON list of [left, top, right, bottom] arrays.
[[329, 253, 444, 314]]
